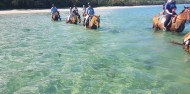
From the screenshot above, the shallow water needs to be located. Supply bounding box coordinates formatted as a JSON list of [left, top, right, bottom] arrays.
[[1, 4, 190, 94]]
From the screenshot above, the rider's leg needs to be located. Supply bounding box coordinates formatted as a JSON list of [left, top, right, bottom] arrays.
[[77, 13, 81, 23], [85, 15, 89, 27], [83, 18, 86, 26], [164, 14, 172, 31], [67, 15, 71, 22]]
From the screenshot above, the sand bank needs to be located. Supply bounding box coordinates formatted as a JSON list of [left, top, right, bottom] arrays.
[[0, 5, 158, 15]]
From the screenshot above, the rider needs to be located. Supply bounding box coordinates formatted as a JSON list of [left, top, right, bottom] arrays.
[[72, 5, 80, 23], [84, 2, 95, 27], [51, 4, 58, 18], [72, 5, 79, 15], [160, 0, 167, 15], [164, 0, 177, 31], [67, 7, 73, 21], [51, 4, 61, 20], [83, 5, 86, 15]]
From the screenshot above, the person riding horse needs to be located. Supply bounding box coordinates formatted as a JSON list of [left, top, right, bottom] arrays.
[[83, 5, 86, 16], [153, 6, 190, 32], [72, 5, 80, 22], [51, 4, 61, 20], [66, 5, 81, 24], [72, 5, 78, 15], [84, 2, 95, 27], [164, 0, 177, 31]]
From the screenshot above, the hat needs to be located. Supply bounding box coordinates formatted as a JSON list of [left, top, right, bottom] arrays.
[[88, 2, 91, 5]]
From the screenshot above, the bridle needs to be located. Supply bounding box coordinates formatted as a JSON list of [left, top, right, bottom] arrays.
[[187, 9, 190, 22], [176, 8, 190, 21]]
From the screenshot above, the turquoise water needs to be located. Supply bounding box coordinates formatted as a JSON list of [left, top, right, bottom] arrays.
[[1, 5, 190, 94]]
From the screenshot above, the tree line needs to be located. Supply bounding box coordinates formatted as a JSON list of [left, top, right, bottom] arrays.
[[0, 0, 189, 10]]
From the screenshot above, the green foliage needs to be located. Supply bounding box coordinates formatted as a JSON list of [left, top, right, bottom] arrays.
[[0, 0, 189, 9]]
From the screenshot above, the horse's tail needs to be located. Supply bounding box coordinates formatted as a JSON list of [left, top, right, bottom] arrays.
[[170, 41, 183, 46]]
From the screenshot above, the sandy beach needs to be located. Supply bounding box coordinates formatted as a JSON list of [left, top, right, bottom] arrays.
[[0, 5, 158, 15]]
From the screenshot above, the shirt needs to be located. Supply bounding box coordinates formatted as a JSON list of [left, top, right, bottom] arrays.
[[165, 1, 176, 15], [86, 7, 94, 15], [51, 7, 58, 14], [72, 7, 78, 13]]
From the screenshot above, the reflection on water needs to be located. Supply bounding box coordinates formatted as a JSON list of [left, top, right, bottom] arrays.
[[0, 5, 190, 94]]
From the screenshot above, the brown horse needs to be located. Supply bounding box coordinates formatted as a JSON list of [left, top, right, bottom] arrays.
[[52, 11, 61, 21], [66, 10, 81, 24], [153, 7, 190, 32], [66, 15, 81, 24], [82, 15, 100, 29], [170, 32, 190, 53], [183, 32, 190, 52]]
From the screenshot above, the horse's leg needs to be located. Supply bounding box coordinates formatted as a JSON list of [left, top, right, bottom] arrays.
[[67, 15, 72, 23], [53, 15, 56, 21], [66, 17, 69, 23], [176, 24, 185, 32], [82, 18, 85, 26], [153, 21, 159, 31], [58, 15, 61, 21], [56, 15, 59, 21], [74, 17, 77, 24], [71, 17, 74, 24], [154, 24, 159, 31], [153, 16, 159, 31], [85, 16, 89, 27], [78, 15, 81, 23]]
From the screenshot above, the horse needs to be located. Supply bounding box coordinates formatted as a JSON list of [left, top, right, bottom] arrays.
[[66, 15, 81, 24], [170, 32, 190, 53], [52, 11, 61, 21], [153, 6, 190, 32], [82, 15, 100, 29], [183, 32, 190, 52], [66, 10, 81, 24]]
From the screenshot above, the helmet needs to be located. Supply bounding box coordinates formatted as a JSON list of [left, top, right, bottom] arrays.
[[88, 2, 91, 5], [52, 4, 55, 7]]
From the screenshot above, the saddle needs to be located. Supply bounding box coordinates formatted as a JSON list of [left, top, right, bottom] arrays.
[[86, 16, 93, 26], [159, 15, 175, 27], [158, 15, 176, 26]]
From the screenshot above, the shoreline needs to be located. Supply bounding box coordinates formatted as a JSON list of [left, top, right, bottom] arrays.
[[0, 4, 189, 15], [0, 5, 159, 15]]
